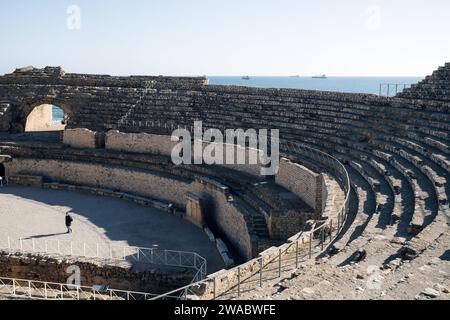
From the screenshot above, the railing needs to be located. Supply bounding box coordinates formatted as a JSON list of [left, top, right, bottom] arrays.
[[378, 83, 413, 97], [0, 277, 178, 300], [150, 141, 351, 300], [0, 237, 207, 281]]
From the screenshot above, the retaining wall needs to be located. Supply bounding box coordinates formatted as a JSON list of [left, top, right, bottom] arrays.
[[276, 157, 325, 214], [0, 250, 193, 294], [63, 128, 96, 149]]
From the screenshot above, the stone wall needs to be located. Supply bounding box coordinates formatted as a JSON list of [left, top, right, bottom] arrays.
[[63, 128, 96, 149], [267, 209, 314, 240], [105, 130, 178, 156], [321, 174, 329, 213], [194, 141, 265, 177], [0, 250, 194, 294], [194, 179, 255, 260], [8, 174, 43, 187], [5, 158, 198, 208], [275, 157, 324, 214]]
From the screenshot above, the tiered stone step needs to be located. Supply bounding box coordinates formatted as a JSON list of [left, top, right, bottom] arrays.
[[398, 63, 450, 101], [375, 149, 439, 235], [368, 156, 413, 228], [329, 165, 374, 251], [282, 132, 439, 242], [382, 140, 449, 201], [65, 82, 450, 141], [424, 137, 450, 154]]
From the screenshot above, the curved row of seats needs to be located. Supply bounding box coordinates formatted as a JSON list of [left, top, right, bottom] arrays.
[[142, 91, 447, 262]]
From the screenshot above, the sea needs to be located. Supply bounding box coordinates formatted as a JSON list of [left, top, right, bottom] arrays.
[[52, 107, 65, 123], [52, 76, 423, 122], [207, 76, 423, 95]]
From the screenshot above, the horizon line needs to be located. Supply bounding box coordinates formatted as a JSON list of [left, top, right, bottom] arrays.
[[0, 66, 426, 79], [204, 75, 425, 78]]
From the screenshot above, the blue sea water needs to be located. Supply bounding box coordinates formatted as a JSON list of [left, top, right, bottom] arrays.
[[208, 76, 423, 96], [52, 106, 65, 123]]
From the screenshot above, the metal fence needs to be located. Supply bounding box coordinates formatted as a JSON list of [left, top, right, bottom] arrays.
[[0, 237, 207, 281], [150, 141, 351, 300], [378, 83, 412, 97], [0, 277, 177, 300]]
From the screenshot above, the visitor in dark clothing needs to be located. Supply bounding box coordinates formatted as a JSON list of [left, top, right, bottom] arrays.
[[65, 212, 73, 233]]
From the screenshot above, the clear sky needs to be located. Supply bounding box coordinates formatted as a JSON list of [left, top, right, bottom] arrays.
[[0, 0, 449, 76]]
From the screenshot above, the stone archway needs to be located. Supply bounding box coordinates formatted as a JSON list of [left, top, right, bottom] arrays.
[[0, 155, 12, 179], [19, 100, 74, 133]]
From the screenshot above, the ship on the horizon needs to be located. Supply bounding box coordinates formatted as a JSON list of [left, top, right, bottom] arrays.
[[312, 74, 327, 79], [242, 75, 250, 80]]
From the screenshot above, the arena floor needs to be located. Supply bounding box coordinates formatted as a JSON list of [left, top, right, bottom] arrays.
[[0, 186, 225, 272]]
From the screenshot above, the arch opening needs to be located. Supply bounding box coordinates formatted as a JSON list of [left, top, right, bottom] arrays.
[[0, 164, 5, 177], [24, 104, 67, 132]]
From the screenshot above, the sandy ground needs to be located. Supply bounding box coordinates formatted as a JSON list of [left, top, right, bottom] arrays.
[[0, 186, 224, 272]]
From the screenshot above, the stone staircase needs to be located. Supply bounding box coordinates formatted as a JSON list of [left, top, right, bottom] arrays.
[[0, 103, 11, 131]]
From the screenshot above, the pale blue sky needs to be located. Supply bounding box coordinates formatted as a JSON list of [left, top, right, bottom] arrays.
[[1, 0, 449, 76]]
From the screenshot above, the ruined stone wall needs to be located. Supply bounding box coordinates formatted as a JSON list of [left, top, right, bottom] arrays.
[[63, 128, 96, 148], [103, 130, 264, 176], [0, 67, 207, 132], [275, 157, 324, 214], [105, 130, 178, 156], [0, 250, 193, 294], [5, 158, 197, 208], [1, 66, 207, 89]]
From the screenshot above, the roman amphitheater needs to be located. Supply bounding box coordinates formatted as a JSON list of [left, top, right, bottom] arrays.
[[0, 64, 448, 300]]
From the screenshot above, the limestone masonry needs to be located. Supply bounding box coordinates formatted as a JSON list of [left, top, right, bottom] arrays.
[[0, 63, 449, 300]]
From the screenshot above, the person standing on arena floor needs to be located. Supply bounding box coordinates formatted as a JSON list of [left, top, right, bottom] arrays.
[[65, 211, 74, 234]]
